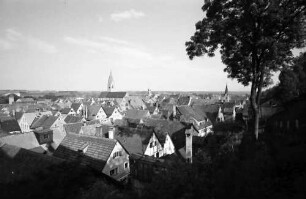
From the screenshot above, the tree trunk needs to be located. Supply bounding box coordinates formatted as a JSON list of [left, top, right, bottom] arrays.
[[254, 108, 259, 140], [250, 79, 260, 140]]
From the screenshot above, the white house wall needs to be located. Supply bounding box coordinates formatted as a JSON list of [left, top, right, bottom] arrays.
[[144, 133, 164, 158]]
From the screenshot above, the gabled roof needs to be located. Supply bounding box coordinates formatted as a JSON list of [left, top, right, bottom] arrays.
[[0, 132, 40, 149], [60, 107, 73, 114], [177, 96, 191, 106], [192, 104, 219, 124], [125, 109, 150, 120], [71, 103, 82, 112], [143, 119, 196, 150], [64, 115, 84, 124], [102, 106, 116, 117], [0, 119, 21, 133], [87, 105, 103, 117], [85, 120, 101, 126], [30, 115, 59, 129], [146, 105, 157, 114], [99, 92, 127, 99], [115, 127, 154, 155], [15, 112, 24, 121], [64, 122, 83, 134], [176, 105, 204, 122], [54, 134, 117, 170]]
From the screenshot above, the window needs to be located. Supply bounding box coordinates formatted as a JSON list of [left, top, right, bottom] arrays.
[[113, 151, 122, 159], [43, 134, 49, 139], [150, 141, 156, 148], [124, 162, 129, 170], [110, 168, 118, 176], [155, 152, 159, 158]]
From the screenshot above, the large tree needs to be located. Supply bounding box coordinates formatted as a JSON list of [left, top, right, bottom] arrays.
[[186, 0, 306, 139]]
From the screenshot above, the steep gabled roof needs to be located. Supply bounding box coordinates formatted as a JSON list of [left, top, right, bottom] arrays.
[[15, 112, 24, 121], [54, 134, 117, 170], [60, 107, 73, 114], [102, 106, 116, 117], [177, 96, 191, 106], [30, 115, 59, 129], [64, 122, 83, 134], [177, 105, 204, 122], [115, 127, 154, 155], [87, 105, 102, 117], [0, 119, 21, 133], [71, 103, 82, 112], [125, 109, 150, 120], [64, 115, 84, 124], [0, 132, 40, 149]]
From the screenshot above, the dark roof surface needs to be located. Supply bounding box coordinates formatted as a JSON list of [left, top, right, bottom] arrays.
[[177, 96, 191, 106], [99, 92, 127, 99], [64, 122, 83, 134], [0, 119, 21, 133], [102, 106, 116, 117], [64, 115, 84, 124], [125, 109, 150, 120], [60, 108, 72, 114], [115, 127, 154, 155], [71, 103, 82, 112], [54, 134, 117, 170], [31, 115, 59, 129], [177, 105, 204, 122]]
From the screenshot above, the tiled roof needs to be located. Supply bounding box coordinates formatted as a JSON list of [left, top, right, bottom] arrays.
[[54, 134, 117, 170], [0, 132, 40, 149], [99, 92, 127, 99], [81, 125, 98, 136], [177, 96, 191, 106], [102, 106, 115, 117], [177, 105, 204, 122], [85, 120, 101, 125], [87, 105, 102, 116], [64, 122, 83, 134], [146, 105, 156, 114], [115, 127, 153, 155], [71, 103, 82, 112], [60, 107, 73, 114], [30, 115, 59, 129], [0, 119, 21, 133], [143, 119, 195, 150], [127, 97, 146, 109], [64, 115, 84, 124], [192, 104, 220, 124], [15, 112, 23, 121], [125, 109, 150, 120]]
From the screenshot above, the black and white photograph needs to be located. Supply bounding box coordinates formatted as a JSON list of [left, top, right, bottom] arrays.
[[0, 0, 305, 198]]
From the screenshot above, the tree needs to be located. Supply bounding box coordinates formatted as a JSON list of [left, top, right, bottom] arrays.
[[186, 0, 306, 139], [278, 52, 306, 101]]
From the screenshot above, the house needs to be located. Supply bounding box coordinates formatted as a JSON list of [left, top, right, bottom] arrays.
[[102, 106, 123, 123], [31, 115, 65, 131], [54, 133, 130, 181], [64, 115, 85, 124], [143, 119, 199, 160], [15, 111, 38, 132], [174, 105, 210, 136], [0, 118, 21, 135], [124, 109, 150, 126], [221, 102, 236, 121], [177, 96, 191, 106], [71, 103, 83, 115], [60, 107, 76, 117], [115, 126, 164, 158], [98, 92, 128, 100], [85, 105, 107, 121], [126, 96, 147, 110]]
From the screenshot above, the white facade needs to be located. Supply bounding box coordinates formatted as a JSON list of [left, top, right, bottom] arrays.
[[144, 133, 164, 158], [163, 134, 175, 155]]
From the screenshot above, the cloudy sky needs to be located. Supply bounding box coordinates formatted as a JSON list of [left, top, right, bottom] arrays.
[[0, 0, 285, 92]]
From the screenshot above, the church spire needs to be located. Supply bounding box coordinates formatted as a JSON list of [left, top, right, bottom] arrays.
[[224, 84, 228, 95], [107, 70, 114, 92]]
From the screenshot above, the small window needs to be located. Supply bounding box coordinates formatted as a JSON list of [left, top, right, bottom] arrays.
[[43, 134, 49, 139], [113, 151, 122, 159], [124, 162, 129, 169], [110, 168, 118, 176], [155, 152, 159, 158], [150, 141, 156, 148]]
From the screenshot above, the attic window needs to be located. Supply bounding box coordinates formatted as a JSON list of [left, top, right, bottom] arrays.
[[150, 141, 156, 148], [113, 151, 122, 159]]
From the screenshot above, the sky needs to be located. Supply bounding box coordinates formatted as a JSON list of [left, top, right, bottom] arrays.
[[0, 0, 302, 92]]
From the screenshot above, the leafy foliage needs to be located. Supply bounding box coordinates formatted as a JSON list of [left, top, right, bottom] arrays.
[[186, 0, 306, 139]]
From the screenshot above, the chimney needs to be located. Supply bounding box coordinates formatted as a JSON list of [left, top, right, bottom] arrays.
[[173, 105, 176, 118], [95, 125, 103, 137], [108, 126, 115, 139], [185, 128, 193, 163]]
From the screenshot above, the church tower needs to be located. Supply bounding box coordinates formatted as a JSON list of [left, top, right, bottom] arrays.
[[107, 71, 115, 92]]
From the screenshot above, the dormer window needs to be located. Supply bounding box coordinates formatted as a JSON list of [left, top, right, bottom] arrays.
[[150, 141, 157, 148]]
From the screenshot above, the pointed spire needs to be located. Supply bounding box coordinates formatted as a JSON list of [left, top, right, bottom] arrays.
[[225, 84, 228, 95], [107, 70, 114, 92]]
